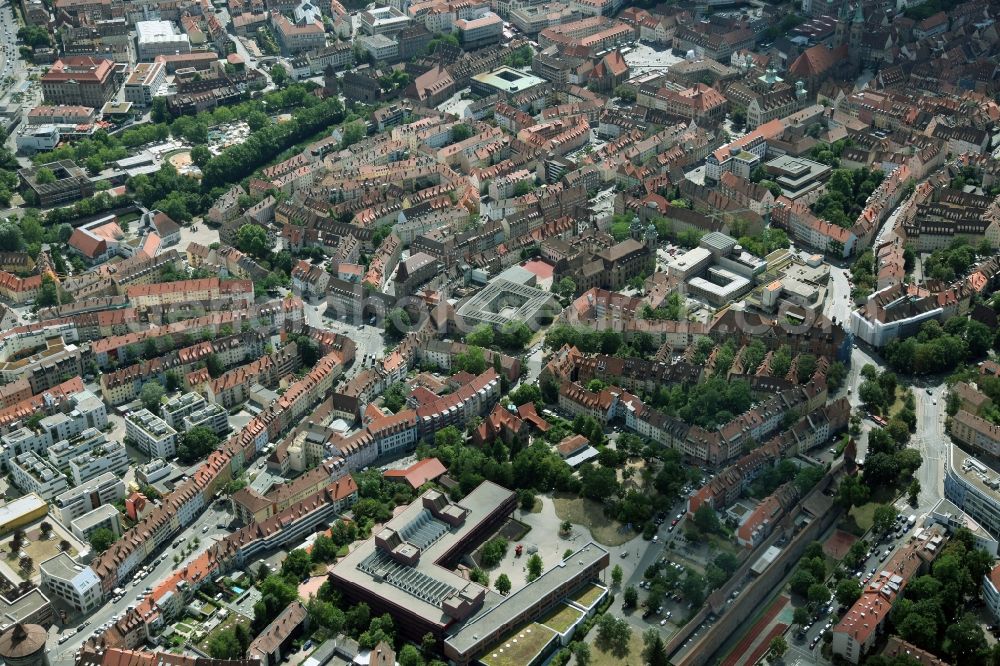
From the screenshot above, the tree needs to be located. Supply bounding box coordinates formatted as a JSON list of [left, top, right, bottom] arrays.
[[467, 324, 494, 348], [233, 623, 251, 655], [89, 528, 115, 553], [808, 582, 830, 606], [205, 352, 224, 378], [34, 168, 56, 184], [642, 629, 669, 666], [793, 606, 810, 626], [480, 537, 508, 567], [269, 63, 289, 86], [340, 120, 366, 149], [398, 645, 424, 666], [59, 540, 71, 552], [191, 145, 212, 167], [39, 522, 52, 539], [835, 578, 861, 607], [908, 478, 921, 505], [682, 573, 707, 608], [470, 567, 489, 586], [769, 636, 788, 659], [311, 535, 338, 563], [611, 564, 623, 587], [789, 568, 817, 597], [494, 573, 511, 595], [140, 381, 165, 411], [694, 504, 720, 534], [873, 504, 898, 535], [623, 585, 638, 608], [151, 97, 169, 123], [836, 475, 870, 509], [572, 642, 591, 666], [596, 615, 631, 656], [420, 633, 437, 660], [18, 556, 31, 572], [451, 124, 472, 142], [556, 277, 577, 301], [382, 382, 407, 413], [178, 426, 221, 464], [526, 553, 543, 581], [208, 628, 242, 659], [385, 307, 411, 340], [235, 224, 270, 259]]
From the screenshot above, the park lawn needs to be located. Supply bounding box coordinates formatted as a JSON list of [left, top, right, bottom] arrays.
[[539, 603, 582, 634], [887, 387, 908, 418], [570, 583, 605, 609], [552, 493, 631, 547], [848, 502, 877, 534], [590, 626, 646, 666], [480, 624, 556, 666], [846, 487, 898, 535], [195, 613, 244, 654]]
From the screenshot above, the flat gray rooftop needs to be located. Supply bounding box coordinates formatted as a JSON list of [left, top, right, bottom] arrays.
[[445, 541, 608, 655], [331, 481, 516, 626]]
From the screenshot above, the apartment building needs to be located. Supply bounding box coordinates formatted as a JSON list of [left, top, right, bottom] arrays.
[[40, 552, 103, 613], [125, 278, 254, 310], [161, 392, 209, 430], [455, 12, 503, 49], [125, 409, 178, 459], [638, 82, 727, 125], [247, 602, 308, 666], [53, 472, 126, 525], [137, 458, 171, 486], [985, 563, 1000, 623], [41, 57, 118, 108], [205, 345, 300, 408], [509, 2, 580, 36], [705, 118, 784, 184], [10, 452, 69, 500], [831, 528, 945, 663], [69, 441, 130, 486], [412, 368, 502, 437], [359, 6, 411, 35], [951, 409, 1000, 457], [47, 427, 108, 468], [182, 403, 229, 436], [271, 14, 326, 55], [89, 347, 344, 591], [123, 61, 165, 107], [70, 504, 122, 543], [27, 105, 96, 125]]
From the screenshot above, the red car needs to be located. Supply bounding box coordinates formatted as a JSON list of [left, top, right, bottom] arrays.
[[671, 519, 679, 526]]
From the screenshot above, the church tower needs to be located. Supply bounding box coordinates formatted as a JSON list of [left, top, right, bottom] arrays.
[[849, 3, 864, 69], [834, 0, 850, 47], [644, 223, 658, 250]]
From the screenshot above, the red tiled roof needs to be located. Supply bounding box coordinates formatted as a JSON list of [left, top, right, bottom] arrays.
[[383, 457, 447, 489]]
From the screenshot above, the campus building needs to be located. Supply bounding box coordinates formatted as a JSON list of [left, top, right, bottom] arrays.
[[329, 481, 609, 665]]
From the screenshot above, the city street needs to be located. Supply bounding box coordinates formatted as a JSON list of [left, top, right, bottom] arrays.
[[51, 501, 236, 662]]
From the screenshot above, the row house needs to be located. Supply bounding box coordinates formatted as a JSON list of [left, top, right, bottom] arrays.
[[206, 344, 300, 408], [89, 345, 349, 592], [125, 278, 254, 310], [414, 368, 501, 437], [771, 195, 858, 258]]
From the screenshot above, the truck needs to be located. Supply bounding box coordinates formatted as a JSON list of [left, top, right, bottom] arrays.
[[907, 514, 916, 527]]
